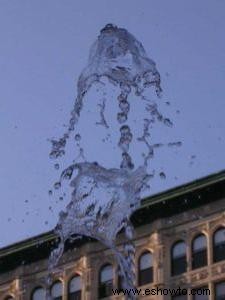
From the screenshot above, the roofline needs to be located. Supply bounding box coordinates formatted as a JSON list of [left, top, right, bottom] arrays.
[[142, 169, 225, 207], [1, 169, 225, 258], [0, 231, 55, 259]]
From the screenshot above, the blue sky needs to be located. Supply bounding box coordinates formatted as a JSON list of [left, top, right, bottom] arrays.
[[0, 0, 225, 247]]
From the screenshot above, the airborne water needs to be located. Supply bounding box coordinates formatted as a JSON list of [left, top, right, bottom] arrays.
[[47, 24, 179, 299]]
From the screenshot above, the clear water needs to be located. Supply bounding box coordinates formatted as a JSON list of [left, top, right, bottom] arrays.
[[47, 24, 178, 298]]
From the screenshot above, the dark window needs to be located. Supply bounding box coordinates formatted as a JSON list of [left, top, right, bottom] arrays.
[[51, 281, 62, 300], [138, 251, 153, 286], [4, 297, 14, 300], [193, 286, 209, 300], [171, 241, 187, 276], [68, 275, 82, 300], [99, 264, 113, 299], [118, 273, 123, 290], [213, 228, 225, 263], [172, 295, 187, 300], [31, 287, 45, 300], [215, 282, 225, 300], [192, 234, 207, 269]]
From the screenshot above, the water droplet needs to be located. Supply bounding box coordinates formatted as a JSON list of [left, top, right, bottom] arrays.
[[119, 100, 130, 113], [159, 172, 166, 179], [61, 166, 74, 180], [50, 149, 65, 159], [120, 152, 134, 169], [163, 118, 173, 127], [117, 112, 127, 123], [75, 134, 81, 141], [54, 182, 61, 190], [54, 163, 60, 170], [48, 190, 53, 196], [117, 93, 127, 102]]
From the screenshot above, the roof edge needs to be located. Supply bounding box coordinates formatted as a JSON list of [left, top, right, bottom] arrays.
[[1, 169, 225, 257], [142, 169, 225, 207]]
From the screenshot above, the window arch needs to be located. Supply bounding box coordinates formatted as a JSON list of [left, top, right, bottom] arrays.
[[98, 264, 113, 299], [192, 234, 207, 269], [51, 280, 62, 300], [213, 227, 225, 263], [68, 275, 82, 300], [31, 287, 46, 300], [138, 251, 153, 286], [171, 240, 187, 276]]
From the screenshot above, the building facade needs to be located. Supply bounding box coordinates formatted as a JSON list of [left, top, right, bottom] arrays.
[[1, 171, 225, 300]]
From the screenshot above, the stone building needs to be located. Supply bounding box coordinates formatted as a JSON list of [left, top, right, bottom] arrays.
[[1, 170, 225, 300]]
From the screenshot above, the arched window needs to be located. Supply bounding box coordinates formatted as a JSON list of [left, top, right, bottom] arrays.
[[215, 282, 225, 300], [68, 275, 82, 300], [138, 251, 153, 286], [99, 264, 113, 299], [51, 281, 62, 300], [192, 234, 207, 269], [213, 227, 225, 262], [171, 241, 187, 276], [31, 287, 45, 300]]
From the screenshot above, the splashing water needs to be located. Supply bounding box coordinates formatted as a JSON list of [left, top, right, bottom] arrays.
[[48, 24, 177, 298], [49, 23, 165, 164]]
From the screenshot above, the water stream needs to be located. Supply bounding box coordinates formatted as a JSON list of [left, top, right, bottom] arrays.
[[47, 24, 177, 299]]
